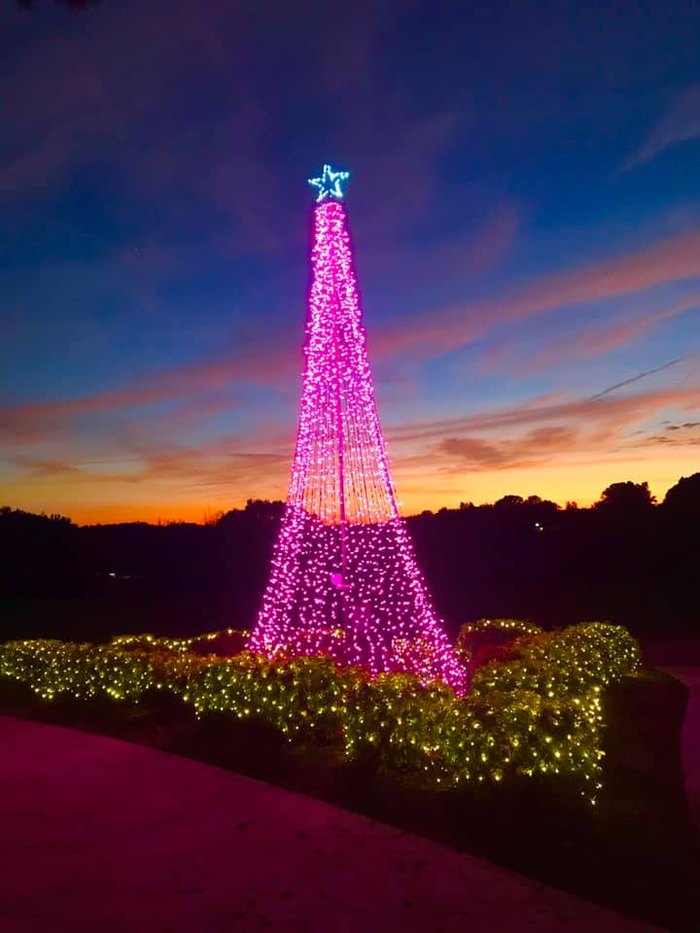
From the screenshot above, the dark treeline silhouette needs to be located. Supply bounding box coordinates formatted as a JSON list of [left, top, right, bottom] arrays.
[[16, 1, 98, 9], [1, 474, 698, 642]]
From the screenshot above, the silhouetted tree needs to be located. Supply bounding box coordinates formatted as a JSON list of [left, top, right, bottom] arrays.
[[17, 0, 97, 8], [0, 507, 78, 599], [494, 495, 524, 508], [663, 472, 700, 516], [594, 481, 655, 512], [216, 499, 284, 529]]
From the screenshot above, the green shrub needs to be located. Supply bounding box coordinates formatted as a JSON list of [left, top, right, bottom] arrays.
[[0, 621, 641, 800], [455, 618, 543, 666]]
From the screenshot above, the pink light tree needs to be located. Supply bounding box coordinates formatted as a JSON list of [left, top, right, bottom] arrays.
[[249, 165, 465, 692]]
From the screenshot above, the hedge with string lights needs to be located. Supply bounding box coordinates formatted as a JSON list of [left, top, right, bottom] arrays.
[[0, 621, 640, 802]]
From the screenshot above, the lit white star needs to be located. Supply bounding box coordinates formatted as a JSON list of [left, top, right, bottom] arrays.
[[308, 163, 350, 202]]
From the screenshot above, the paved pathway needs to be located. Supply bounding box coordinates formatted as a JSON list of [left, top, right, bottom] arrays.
[[659, 666, 700, 828], [0, 716, 657, 932], [641, 637, 700, 829]]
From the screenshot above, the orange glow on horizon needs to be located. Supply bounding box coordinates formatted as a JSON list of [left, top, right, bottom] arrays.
[[3, 451, 697, 526]]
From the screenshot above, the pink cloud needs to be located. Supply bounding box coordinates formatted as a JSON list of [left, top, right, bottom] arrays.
[[4, 362, 698, 513], [388, 380, 700, 446], [438, 425, 578, 470], [386, 378, 700, 480], [7, 432, 292, 498], [517, 292, 700, 374], [372, 227, 700, 362], [0, 328, 299, 444], [6, 221, 697, 451]]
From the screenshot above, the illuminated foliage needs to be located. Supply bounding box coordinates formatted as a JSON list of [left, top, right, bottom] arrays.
[[0, 621, 640, 801], [470, 622, 642, 698], [454, 618, 543, 665]]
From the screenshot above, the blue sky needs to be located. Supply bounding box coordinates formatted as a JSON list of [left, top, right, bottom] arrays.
[[1, 0, 699, 522]]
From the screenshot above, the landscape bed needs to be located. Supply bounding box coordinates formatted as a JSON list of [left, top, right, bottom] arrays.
[[1, 620, 639, 798], [1, 620, 698, 930]]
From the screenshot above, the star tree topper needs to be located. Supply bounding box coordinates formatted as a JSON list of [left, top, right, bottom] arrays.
[[308, 163, 350, 202]]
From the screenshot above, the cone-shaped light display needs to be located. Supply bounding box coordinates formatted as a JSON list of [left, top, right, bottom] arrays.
[[249, 166, 465, 692]]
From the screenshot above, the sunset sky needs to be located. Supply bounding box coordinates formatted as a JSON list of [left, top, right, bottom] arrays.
[[1, 0, 699, 524]]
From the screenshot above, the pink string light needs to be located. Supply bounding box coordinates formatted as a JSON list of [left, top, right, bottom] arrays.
[[249, 190, 465, 693]]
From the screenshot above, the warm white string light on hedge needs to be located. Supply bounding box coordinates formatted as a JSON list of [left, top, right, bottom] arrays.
[[0, 621, 641, 801]]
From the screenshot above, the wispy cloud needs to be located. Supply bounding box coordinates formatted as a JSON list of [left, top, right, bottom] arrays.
[[372, 227, 700, 362], [516, 292, 700, 374], [0, 324, 299, 443], [625, 85, 700, 169], [5, 434, 291, 500], [4, 370, 698, 520], [388, 379, 700, 447], [426, 203, 520, 281], [337, 107, 464, 239], [4, 225, 698, 453], [438, 425, 577, 470], [665, 421, 700, 432], [388, 378, 700, 484]]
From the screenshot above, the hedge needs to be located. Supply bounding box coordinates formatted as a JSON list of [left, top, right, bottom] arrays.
[[0, 621, 641, 801]]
